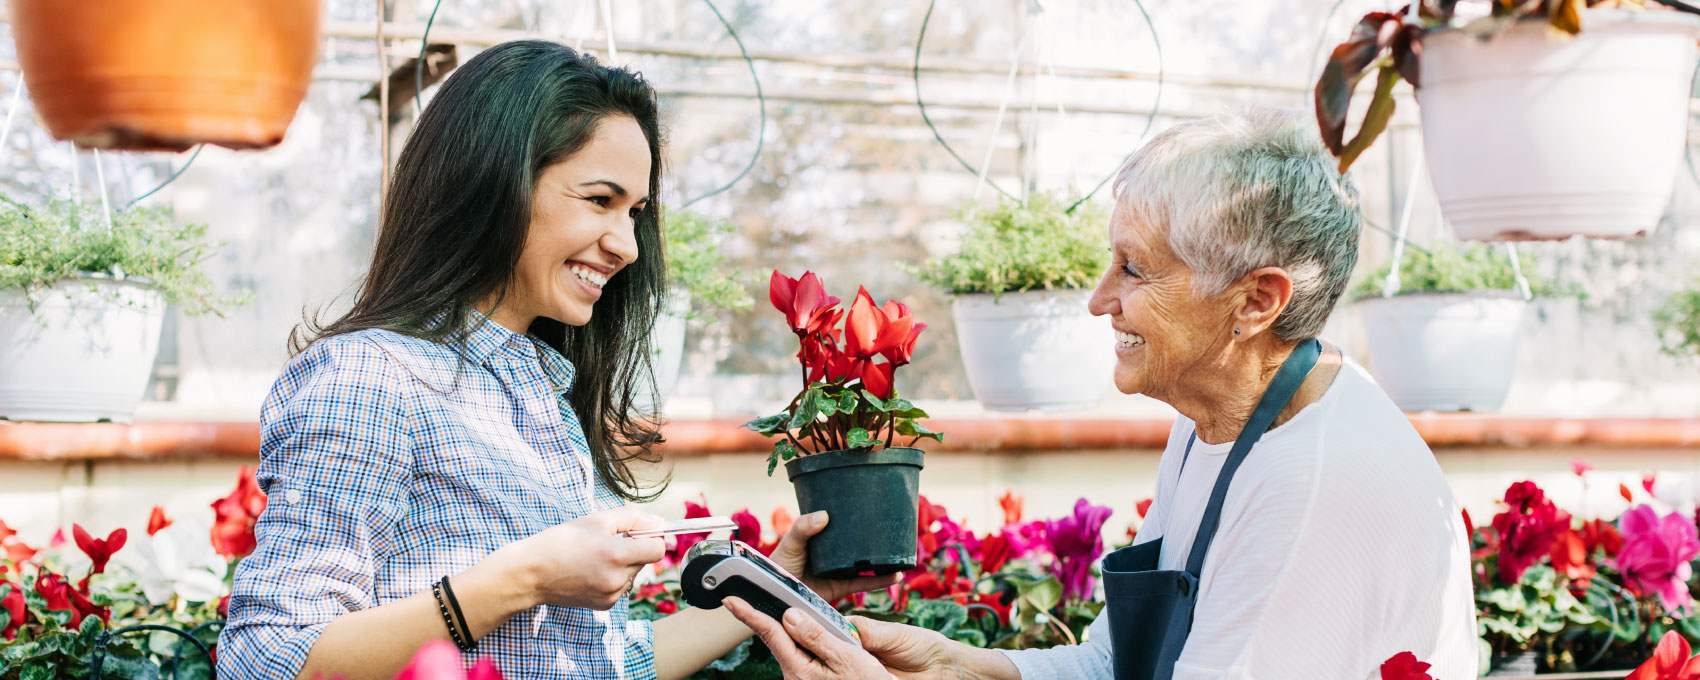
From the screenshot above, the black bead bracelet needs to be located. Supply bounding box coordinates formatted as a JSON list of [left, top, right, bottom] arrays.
[[431, 576, 476, 653]]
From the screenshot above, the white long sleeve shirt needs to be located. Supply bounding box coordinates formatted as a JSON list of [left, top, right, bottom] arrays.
[[1002, 360, 1478, 679]]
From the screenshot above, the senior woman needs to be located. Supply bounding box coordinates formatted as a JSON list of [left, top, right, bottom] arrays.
[[723, 109, 1478, 679]]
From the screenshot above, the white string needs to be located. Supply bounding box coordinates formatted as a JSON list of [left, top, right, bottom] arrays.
[[69, 143, 80, 200], [93, 148, 114, 232], [971, 23, 1032, 207], [1380, 153, 1426, 298], [597, 0, 618, 61], [1504, 243, 1534, 301], [0, 76, 24, 159]]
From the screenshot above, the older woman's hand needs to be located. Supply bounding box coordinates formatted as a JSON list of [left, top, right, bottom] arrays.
[[723, 597, 893, 680], [767, 511, 899, 601]]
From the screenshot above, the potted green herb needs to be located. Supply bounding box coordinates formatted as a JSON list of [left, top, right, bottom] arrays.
[[0, 197, 236, 422], [916, 194, 1111, 412], [745, 270, 941, 577], [1352, 243, 1566, 412], [1653, 284, 1700, 360], [648, 210, 752, 409], [1316, 1, 1700, 240]]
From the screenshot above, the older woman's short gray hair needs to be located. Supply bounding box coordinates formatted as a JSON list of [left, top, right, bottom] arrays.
[[1113, 108, 1362, 341]]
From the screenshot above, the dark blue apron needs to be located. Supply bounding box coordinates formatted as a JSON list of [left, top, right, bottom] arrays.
[[1101, 338, 1321, 680]]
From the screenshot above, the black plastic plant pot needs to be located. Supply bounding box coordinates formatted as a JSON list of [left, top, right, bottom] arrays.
[[785, 446, 924, 579]]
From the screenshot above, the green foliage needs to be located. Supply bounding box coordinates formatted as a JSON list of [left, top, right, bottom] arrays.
[[663, 211, 753, 314], [1654, 285, 1700, 359], [1352, 242, 1567, 299], [745, 384, 942, 477], [0, 197, 242, 316], [915, 193, 1107, 295], [1477, 566, 1605, 662]]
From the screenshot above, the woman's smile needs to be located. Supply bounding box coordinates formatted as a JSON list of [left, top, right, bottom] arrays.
[[565, 260, 612, 301]]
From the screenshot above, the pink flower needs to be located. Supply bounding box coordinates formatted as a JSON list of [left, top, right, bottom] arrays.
[[395, 639, 505, 680], [1615, 505, 1700, 615], [1046, 499, 1113, 602], [1490, 481, 1565, 585], [1571, 459, 1593, 477]]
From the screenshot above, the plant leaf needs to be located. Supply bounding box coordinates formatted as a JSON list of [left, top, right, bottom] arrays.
[[862, 389, 889, 412], [846, 428, 876, 449], [744, 414, 789, 436], [1336, 63, 1399, 173], [1314, 12, 1398, 154], [895, 418, 945, 443], [788, 388, 822, 431], [767, 440, 798, 476]]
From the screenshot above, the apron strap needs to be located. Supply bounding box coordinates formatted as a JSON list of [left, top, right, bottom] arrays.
[[1183, 338, 1321, 578]]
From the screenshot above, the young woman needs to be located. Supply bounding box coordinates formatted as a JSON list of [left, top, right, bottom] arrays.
[[216, 41, 887, 680]]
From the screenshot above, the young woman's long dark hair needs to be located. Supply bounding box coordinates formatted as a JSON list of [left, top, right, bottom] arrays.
[[294, 40, 668, 501]]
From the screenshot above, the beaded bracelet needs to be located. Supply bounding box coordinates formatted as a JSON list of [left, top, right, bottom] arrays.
[[431, 577, 475, 652]]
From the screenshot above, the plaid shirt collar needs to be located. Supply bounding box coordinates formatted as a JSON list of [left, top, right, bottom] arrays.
[[444, 309, 578, 396]]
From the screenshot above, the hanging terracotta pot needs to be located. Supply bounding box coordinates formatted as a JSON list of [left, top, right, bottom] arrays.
[[11, 0, 321, 151]]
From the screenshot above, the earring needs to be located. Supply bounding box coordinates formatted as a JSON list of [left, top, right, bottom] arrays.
[[1233, 327, 1241, 336]]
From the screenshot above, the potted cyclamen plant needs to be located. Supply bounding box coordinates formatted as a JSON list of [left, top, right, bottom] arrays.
[[745, 271, 942, 578], [1316, 0, 1700, 241]]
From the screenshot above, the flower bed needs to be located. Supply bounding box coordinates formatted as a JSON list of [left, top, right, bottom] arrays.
[[1, 466, 1696, 677]]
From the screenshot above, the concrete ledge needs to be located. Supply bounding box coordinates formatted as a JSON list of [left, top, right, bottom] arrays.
[[2, 415, 1699, 461]]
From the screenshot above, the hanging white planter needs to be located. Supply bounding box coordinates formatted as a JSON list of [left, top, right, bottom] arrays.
[[1416, 8, 1700, 241], [635, 291, 690, 414], [0, 277, 166, 422], [952, 289, 1113, 412], [1357, 293, 1527, 412]]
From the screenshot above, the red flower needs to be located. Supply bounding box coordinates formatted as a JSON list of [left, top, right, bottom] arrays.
[[876, 301, 924, 367], [72, 524, 127, 576], [1490, 481, 1564, 585], [665, 499, 713, 565], [1549, 528, 1595, 589], [1136, 498, 1154, 519], [1644, 473, 1659, 496], [1461, 508, 1475, 541], [906, 563, 973, 600], [67, 583, 109, 626], [976, 534, 1012, 575], [769, 271, 841, 337], [147, 506, 173, 536], [1581, 519, 1623, 558], [655, 599, 678, 615], [1622, 483, 1636, 503], [860, 361, 895, 400], [845, 288, 905, 360], [211, 466, 267, 560], [969, 591, 1010, 625], [2, 581, 24, 640], [218, 594, 230, 619], [998, 491, 1023, 526], [1379, 651, 1434, 680], [731, 509, 776, 554], [0, 520, 35, 564], [1626, 630, 1700, 680], [34, 571, 80, 629]]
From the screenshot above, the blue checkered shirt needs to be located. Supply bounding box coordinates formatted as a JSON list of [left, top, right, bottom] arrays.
[[217, 316, 655, 679]]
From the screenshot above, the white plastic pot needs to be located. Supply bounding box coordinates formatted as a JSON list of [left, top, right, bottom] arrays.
[[1357, 293, 1526, 412], [1416, 8, 1700, 241], [0, 278, 166, 422], [951, 289, 1113, 412]]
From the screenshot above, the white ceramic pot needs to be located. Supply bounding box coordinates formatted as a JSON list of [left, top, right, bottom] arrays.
[[1357, 293, 1526, 412], [635, 292, 689, 414], [1416, 8, 1700, 241], [0, 278, 166, 422], [951, 289, 1112, 412]]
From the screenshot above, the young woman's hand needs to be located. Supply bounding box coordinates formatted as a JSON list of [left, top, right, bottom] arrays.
[[768, 511, 900, 602], [496, 505, 666, 611]]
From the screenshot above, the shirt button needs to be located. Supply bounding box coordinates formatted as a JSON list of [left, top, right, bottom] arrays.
[[285, 489, 303, 505]]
